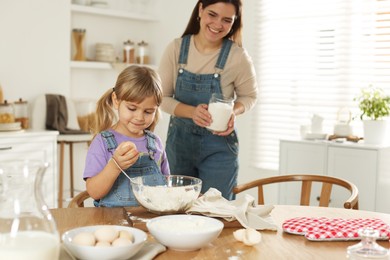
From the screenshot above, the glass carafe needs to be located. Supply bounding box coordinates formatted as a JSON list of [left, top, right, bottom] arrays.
[[0, 160, 60, 260], [347, 228, 389, 259]]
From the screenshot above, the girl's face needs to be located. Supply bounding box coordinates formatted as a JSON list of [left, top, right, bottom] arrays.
[[113, 95, 158, 138], [198, 2, 236, 43]]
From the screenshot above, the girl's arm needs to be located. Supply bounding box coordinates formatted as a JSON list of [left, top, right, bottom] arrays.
[[85, 141, 139, 199]]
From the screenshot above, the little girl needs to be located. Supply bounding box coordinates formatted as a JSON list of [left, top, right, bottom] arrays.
[[83, 65, 170, 207]]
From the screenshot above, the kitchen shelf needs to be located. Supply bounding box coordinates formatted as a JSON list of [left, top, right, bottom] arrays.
[[71, 4, 158, 22], [70, 61, 112, 69], [70, 61, 157, 71]]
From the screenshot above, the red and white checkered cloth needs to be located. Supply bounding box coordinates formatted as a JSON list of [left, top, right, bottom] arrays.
[[282, 217, 390, 241]]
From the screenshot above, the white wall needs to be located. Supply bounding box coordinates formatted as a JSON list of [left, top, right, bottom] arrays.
[[0, 0, 277, 204], [0, 0, 70, 107]]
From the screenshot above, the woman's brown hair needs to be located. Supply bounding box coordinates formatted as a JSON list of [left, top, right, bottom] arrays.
[[181, 0, 243, 46]]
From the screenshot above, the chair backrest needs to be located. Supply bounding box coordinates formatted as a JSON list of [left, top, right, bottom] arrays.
[[233, 174, 359, 209], [68, 190, 91, 208]]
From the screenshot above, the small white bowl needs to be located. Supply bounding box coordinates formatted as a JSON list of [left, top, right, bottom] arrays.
[[147, 214, 223, 251], [62, 225, 146, 260]]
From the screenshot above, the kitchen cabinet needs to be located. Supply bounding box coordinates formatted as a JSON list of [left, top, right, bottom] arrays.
[[279, 139, 390, 213], [70, 2, 159, 100], [0, 130, 59, 208]]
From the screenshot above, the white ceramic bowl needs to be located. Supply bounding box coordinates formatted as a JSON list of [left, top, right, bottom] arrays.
[[146, 214, 223, 251], [62, 225, 146, 260], [130, 175, 202, 214]]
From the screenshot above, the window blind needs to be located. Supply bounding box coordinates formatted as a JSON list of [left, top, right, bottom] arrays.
[[252, 0, 390, 170]]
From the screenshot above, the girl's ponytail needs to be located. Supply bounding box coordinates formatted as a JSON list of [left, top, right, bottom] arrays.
[[92, 88, 117, 136]]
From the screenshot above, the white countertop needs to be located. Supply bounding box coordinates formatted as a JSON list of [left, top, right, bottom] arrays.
[[281, 138, 390, 150], [0, 129, 59, 138], [0, 130, 93, 142]]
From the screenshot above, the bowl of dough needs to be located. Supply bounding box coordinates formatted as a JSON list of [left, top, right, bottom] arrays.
[[130, 175, 202, 214], [62, 225, 147, 260], [147, 214, 223, 251]]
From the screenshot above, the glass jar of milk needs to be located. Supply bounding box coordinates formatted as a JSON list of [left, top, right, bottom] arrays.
[[0, 160, 60, 260], [207, 93, 234, 132]]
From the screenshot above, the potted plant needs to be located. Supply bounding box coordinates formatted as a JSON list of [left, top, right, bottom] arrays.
[[354, 86, 390, 144]]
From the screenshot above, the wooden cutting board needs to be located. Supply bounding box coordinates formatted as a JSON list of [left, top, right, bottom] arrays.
[[123, 207, 243, 232]]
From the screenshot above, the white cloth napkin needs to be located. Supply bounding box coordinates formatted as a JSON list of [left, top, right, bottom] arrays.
[[131, 241, 166, 260], [186, 188, 277, 231]]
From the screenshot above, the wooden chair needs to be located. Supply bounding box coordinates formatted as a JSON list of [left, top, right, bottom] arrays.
[[233, 174, 359, 209], [68, 190, 91, 208]]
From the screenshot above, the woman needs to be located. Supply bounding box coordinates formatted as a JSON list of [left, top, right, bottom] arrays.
[[159, 0, 257, 200]]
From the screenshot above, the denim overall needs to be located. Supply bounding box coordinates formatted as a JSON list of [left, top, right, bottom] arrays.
[[166, 34, 239, 200], [94, 130, 166, 207]]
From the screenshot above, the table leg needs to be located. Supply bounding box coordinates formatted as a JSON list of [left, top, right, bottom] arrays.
[[58, 141, 65, 208], [69, 142, 74, 198]]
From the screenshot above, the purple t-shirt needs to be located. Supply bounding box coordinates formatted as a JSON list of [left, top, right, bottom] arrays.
[[83, 130, 170, 179]]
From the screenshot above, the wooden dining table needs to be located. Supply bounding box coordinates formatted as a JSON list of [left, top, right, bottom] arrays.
[[51, 205, 390, 260]]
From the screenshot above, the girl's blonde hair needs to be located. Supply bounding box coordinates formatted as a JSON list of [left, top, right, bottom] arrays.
[[92, 65, 162, 135]]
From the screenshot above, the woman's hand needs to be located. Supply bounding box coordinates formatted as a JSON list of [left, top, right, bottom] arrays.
[[192, 104, 211, 128], [113, 141, 139, 170], [213, 113, 236, 136]]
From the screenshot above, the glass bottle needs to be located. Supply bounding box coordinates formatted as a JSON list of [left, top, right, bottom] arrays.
[[0, 160, 60, 260], [347, 228, 389, 260]]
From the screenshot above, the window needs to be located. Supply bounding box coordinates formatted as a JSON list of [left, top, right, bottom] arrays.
[[252, 0, 390, 170]]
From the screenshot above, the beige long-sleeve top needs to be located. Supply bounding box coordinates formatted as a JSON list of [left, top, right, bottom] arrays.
[[158, 36, 258, 116]]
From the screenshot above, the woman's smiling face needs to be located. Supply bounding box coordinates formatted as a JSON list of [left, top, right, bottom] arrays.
[[198, 2, 236, 43], [113, 95, 158, 138]]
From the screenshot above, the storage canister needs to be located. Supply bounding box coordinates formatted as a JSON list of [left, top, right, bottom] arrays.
[[123, 39, 135, 64], [0, 100, 15, 123], [136, 40, 149, 64], [14, 98, 29, 129]]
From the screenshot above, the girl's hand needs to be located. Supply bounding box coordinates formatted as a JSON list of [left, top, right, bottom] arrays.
[[213, 113, 235, 136], [113, 141, 139, 169], [192, 104, 211, 128]]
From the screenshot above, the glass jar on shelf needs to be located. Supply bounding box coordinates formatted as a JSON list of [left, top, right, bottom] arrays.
[[14, 98, 29, 129], [136, 40, 149, 65], [72, 28, 86, 61], [123, 39, 135, 64], [0, 100, 15, 124]]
